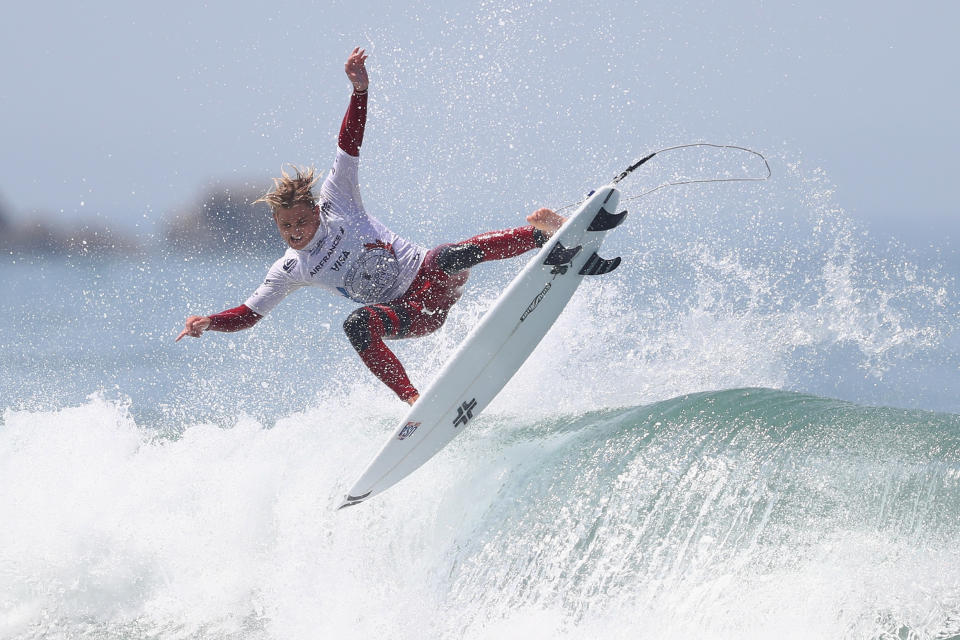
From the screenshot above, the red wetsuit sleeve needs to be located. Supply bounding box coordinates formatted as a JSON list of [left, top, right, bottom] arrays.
[[207, 304, 262, 332], [338, 90, 367, 157]]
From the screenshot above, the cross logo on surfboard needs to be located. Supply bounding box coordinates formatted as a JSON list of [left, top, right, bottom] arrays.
[[452, 398, 477, 427]]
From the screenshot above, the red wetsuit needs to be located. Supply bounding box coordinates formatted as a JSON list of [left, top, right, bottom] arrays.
[[206, 88, 546, 401], [343, 227, 545, 402]]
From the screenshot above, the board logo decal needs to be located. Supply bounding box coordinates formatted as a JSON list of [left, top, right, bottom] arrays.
[[521, 282, 552, 322], [397, 421, 421, 440], [452, 399, 477, 428]]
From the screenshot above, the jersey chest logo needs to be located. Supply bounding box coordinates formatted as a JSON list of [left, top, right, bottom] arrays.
[[308, 227, 346, 277]]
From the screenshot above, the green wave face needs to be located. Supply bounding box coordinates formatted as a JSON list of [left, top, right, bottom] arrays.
[[440, 389, 960, 636]]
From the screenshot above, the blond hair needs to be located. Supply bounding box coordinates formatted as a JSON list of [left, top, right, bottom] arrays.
[[254, 164, 320, 212]]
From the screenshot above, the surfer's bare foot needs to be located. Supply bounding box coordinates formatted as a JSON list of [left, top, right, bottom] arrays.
[[527, 208, 566, 237]]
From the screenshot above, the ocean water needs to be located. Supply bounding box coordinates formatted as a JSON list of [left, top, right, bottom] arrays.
[[2, 157, 959, 639]]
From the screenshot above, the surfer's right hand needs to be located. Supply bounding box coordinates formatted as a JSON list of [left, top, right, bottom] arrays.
[[176, 315, 211, 342], [345, 47, 368, 92]]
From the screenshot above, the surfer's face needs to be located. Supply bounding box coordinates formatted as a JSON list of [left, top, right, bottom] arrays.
[[274, 203, 321, 250]]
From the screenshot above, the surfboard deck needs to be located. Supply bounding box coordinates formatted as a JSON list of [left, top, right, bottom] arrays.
[[338, 185, 625, 509]]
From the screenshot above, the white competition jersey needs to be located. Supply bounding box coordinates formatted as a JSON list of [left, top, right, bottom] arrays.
[[244, 148, 426, 315]]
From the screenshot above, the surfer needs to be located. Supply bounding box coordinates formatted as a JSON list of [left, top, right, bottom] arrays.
[[177, 47, 565, 405]]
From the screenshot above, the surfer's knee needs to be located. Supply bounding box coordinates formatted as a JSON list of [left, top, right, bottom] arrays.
[[436, 243, 483, 274], [343, 308, 373, 352]]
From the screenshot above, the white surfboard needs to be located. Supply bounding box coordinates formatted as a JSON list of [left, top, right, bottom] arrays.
[[338, 185, 626, 509]]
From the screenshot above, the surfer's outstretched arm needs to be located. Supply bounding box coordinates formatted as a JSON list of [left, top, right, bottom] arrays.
[[176, 305, 262, 341], [339, 48, 368, 157], [179, 49, 369, 345]]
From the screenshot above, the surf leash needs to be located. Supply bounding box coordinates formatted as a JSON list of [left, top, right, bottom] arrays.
[[556, 143, 771, 213]]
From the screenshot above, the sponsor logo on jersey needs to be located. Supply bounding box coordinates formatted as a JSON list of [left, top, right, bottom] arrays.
[[363, 240, 395, 255], [281, 258, 297, 273], [309, 227, 345, 276], [330, 251, 351, 272], [397, 421, 421, 440], [310, 222, 343, 257]]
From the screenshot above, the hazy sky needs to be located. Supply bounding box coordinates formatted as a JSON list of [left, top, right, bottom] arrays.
[[2, 0, 957, 246]]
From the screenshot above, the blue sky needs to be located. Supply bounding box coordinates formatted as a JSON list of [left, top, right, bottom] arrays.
[[2, 0, 957, 247]]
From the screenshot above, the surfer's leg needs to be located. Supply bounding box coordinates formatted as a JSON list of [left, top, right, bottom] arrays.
[[342, 277, 462, 402], [341, 235, 520, 402], [343, 305, 419, 403], [435, 226, 549, 274]]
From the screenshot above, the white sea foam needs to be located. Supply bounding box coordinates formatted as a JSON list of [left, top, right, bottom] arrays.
[[3, 390, 958, 639]]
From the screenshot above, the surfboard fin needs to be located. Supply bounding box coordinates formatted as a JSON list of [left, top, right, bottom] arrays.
[[587, 208, 628, 232], [579, 252, 621, 276], [543, 242, 582, 267]]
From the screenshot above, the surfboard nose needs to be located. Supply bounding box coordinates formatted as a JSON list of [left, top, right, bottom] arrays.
[[338, 491, 372, 509]]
